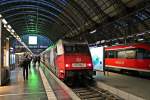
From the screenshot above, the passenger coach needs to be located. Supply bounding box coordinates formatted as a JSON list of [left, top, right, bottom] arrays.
[[105, 43, 150, 74]]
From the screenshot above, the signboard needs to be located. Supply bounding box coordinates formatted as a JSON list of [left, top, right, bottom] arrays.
[[89, 46, 104, 71], [28, 36, 37, 45]]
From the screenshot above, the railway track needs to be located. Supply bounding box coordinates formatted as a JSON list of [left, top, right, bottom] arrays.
[[72, 86, 123, 100]]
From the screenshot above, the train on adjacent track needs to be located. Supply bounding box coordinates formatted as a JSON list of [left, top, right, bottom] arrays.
[[41, 39, 93, 83], [105, 43, 150, 74]]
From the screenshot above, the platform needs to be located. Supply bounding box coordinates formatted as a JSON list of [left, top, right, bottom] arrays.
[[0, 65, 55, 100], [95, 71, 150, 100]]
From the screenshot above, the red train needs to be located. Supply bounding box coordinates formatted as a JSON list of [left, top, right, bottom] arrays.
[[105, 43, 150, 73], [42, 39, 93, 82]]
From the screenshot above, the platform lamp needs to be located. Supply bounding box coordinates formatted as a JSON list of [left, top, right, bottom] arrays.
[[2, 18, 8, 25]]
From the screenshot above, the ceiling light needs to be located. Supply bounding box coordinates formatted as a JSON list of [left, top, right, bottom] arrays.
[[6, 37, 9, 40], [101, 40, 105, 43], [10, 47, 13, 50], [96, 41, 100, 44], [4, 24, 7, 28], [2, 19, 8, 24], [7, 25, 12, 29], [90, 29, 96, 34], [11, 29, 15, 33], [115, 42, 119, 45], [6, 28, 11, 32], [138, 38, 144, 41], [0, 14, 2, 18], [104, 45, 108, 47], [11, 31, 15, 35]]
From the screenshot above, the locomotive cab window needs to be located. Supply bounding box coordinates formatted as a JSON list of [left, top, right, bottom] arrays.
[[64, 44, 90, 54]]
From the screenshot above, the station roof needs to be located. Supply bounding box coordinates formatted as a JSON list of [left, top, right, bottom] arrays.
[[0, 0, 149, 44]]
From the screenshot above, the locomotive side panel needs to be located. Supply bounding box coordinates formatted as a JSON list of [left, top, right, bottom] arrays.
[[42, 39, 94, 81], [55, 55, 65, 79]]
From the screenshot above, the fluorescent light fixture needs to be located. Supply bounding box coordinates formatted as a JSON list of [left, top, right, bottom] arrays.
[[6, 28, 11, 32], [2, 19, 8, 24], [90, 29, 96, 34], [10, 32, 14, 35], [7, 25, 12, 29], [4, 24, 7, 28], [6, 37, 9, 40], [104, 45, 108, 47], [11, 29, 15, 33], [18, 38, 21, 41], [138, 38, 144, 41], [96, 41, 100, 44], [0, 14, 2, 18], [10, 47, 13, 50], [101, 40, 105, 43], [16, 36, 20, 39], [115, 42, 119, 45]]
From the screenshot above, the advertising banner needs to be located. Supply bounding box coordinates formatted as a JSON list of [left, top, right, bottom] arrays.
[[89, 46, 104, 71]]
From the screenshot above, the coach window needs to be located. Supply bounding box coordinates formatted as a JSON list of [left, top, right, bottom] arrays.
[[137, 49, 144, 59], [137, 49, 150, 59], [108, 50, 117, 58], [144, 50, 150, 59], [118, 50, 126, 58], [125, 49, 136, 59], [105, 51, 108, 58]]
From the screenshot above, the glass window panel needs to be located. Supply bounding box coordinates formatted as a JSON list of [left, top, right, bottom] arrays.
[[108, 50, 117, 58], [118, 50, 126, 58], [126, 50, 136, 59]]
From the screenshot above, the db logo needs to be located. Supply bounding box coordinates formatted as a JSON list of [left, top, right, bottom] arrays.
[[76, 58, 81, 62]]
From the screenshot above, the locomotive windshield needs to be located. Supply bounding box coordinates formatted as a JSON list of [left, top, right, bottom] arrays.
[[64, 44, 90, 53]]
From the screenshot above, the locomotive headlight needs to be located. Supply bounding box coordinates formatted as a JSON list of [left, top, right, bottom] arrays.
[[87, 63, 92, 67], [65, 64, 69, 67]]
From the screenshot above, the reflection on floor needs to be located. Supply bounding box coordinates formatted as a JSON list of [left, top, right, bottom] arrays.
[[0, 64, 48, 100]]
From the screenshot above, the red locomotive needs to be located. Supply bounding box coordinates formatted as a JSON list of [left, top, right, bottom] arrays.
[[105, 43, 150, 73], [42, 40, 93, 82]]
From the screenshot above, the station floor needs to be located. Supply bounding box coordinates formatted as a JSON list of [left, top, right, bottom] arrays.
[[95, 71, 150, 100], [1, 65, 150, 100], [0, 65, 48, 100], [0, 63, 73, 100]]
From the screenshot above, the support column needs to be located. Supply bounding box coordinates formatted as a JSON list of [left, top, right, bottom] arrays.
[[0, 18, 2, 85], [4, 37, 9, 67], [6, 38, 9, 67]]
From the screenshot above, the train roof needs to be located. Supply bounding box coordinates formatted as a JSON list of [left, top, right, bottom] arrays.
[[105, 43, 150, 51], [59, 39, 88, 45]]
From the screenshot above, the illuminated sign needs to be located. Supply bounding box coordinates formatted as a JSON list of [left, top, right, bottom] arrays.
[[28, 36, 37, 45], [89, 46, 104, 71]]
